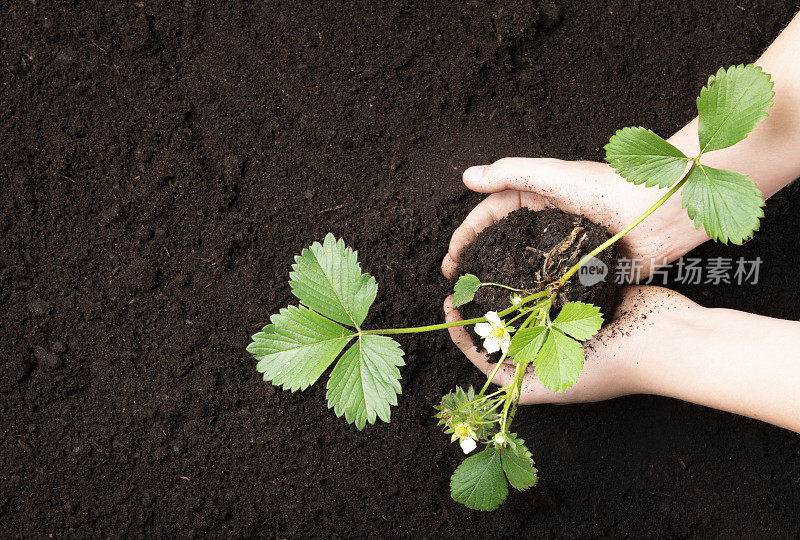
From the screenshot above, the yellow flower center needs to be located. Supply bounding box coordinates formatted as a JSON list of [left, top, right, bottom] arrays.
[[454, 422, 472, 438], [491, 325, 507, 339]]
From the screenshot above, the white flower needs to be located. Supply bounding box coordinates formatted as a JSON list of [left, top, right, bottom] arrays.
[[460, 436, 477, 454], [474, 311, 511, 354], [452, 422, 478, 454], [509, 294, 523, 306]]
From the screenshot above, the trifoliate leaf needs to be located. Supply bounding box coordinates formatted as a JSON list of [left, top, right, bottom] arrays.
[[697, 64, 774, 153], [289, 233, 378, 328], [534, 329, 584, 392], [326, 334, 405, 430], [552, 302, 603, 341], [604, 127, 689, 187], [682, 164, 764, 244], [508, 327, 548, 365], [453, 274, 481, 307], [450, 447, 508, 511], [500, 437, 538, 492], [247, 305, 355, 391]]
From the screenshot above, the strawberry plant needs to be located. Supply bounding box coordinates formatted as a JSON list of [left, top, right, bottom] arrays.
[[247, 65, 773, 510]]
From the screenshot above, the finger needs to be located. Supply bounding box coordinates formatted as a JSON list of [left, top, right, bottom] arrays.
[[442, 190, 545, 279], [463, 157, 576, 196], [463, 158, 610, 219], [443, 296, 515, 387]]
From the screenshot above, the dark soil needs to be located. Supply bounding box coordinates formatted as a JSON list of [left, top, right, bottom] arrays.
[[2, 1, 800, 537], [457, 208, 620, 352]]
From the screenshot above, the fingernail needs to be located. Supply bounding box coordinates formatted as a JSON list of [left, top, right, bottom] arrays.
[[463, 165, 485, 185]]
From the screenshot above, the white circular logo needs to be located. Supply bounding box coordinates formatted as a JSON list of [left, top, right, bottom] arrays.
[[577, 257, 608, 286]]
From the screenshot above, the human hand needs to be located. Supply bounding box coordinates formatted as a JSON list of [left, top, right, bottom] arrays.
[[443, 286, 702, 404], [441, 158, 711, 281]]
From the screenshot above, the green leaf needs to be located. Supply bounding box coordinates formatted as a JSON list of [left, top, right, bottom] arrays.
[[508, 327, 548, 365], [289, 233, 378, 328], [552, 302, 603, 341], [247, 305, 355, 392], [450, 447, 508, 511], [326, 334, 405, 430], [682, 164, 764, 244], [500, 438, 538, 491], [534, 329, 584, 392], [604, 127, 689, 187], [697, 64, 774, 153], [453, 274, 481, 308]]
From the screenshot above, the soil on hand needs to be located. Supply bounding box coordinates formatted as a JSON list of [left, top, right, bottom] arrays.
[[3, 1, 800, 538], [457, 208, 620, 350]]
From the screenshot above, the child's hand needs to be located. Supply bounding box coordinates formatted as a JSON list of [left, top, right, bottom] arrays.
[[443, 286, 701, 404], [441, 158, 710, 281]]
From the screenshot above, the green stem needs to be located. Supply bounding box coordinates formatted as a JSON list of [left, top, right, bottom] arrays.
[[480, 389, 507, 402], [501, 363, 526, 432], [501, 299, 552, 431], [486, 399, 505, 412], [505, 310, 530, 326], [482, 282, 524, 292], [518, 310, 539, 331], [450, 392, 504, 418], [477, 350, 509, 398], [364, 290, 551, 336], [473, 401, 507, 423], [477, 301, 547, 398], [362, 316, 486, 335], [506, 369, 527, 427], [498, 290, 549, 316], [559, 161, 697, 285]]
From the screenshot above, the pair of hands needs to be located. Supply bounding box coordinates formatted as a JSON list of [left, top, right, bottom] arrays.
[[441, 157, 708, 405]]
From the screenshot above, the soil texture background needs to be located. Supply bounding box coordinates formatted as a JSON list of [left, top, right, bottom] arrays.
[[2, 1, 800, 537]]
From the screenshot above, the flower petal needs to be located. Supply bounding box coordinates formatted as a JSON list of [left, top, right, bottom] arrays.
[[474, 323, 491, 337], [460, 437, 477, 454], [500, 335, 510, 354], [484, 336, 501, 353], [485, 311, 502, 326]]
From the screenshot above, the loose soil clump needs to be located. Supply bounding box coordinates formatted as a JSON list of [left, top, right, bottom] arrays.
[[458, 208, 620, 351]]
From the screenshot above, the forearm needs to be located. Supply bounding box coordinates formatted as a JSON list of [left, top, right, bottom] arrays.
[[669, 11, 800, 196], [638, 307, 800, 433], [662, 11, 800, 254]]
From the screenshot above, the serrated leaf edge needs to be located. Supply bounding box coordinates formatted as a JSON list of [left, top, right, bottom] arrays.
[[288, 233, 377, 329], [604, 126, 689, 188], [450, 447, 508, 511], [551, 301, 604, 341], [697, 64, 775, 154], [326, 333, 405, 430], [453, 274, 481, 308], [681, 163, 765, 244]]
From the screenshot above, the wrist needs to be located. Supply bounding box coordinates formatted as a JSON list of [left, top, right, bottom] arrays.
[[638, 305, 800, 432], [638, 304, 722, 400], [622, 290, 711, 396], [657, 198, 710, 261]]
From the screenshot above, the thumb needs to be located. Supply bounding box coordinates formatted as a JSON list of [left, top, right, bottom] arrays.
[[463, 157, 578, 198]]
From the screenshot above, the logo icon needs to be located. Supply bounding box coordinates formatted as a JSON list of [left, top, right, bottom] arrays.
[[577, 257, 608, 286]]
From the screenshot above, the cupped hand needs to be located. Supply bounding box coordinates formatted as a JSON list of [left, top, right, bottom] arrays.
[[443, 286, 701, 404], [441, 158, 709, 281]]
